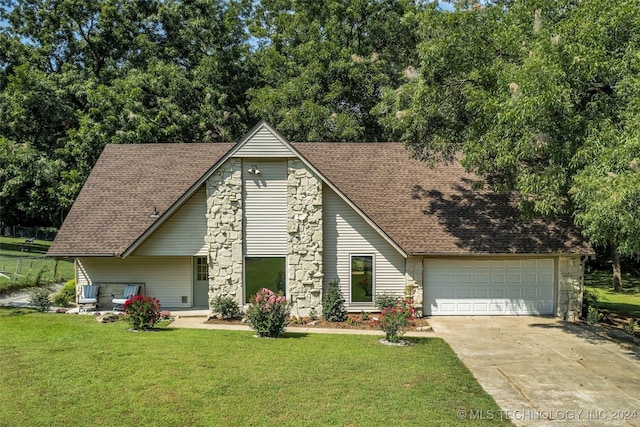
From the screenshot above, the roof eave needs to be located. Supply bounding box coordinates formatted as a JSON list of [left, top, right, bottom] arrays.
[[47, 252, 118, 258], [408, 250, 593, 257]]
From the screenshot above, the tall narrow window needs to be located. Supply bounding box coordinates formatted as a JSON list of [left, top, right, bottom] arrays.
[[350, 255, 374, 303], [245, 257, 286, 303]]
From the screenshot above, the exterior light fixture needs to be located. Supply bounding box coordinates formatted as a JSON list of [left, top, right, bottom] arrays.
[[248, 165, 261, 174]]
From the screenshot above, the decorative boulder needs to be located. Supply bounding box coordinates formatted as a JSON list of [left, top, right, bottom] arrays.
[[96, 313, 120, 323]]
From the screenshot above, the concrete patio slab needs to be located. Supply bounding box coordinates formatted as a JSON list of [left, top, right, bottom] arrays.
[[427, 316, 640, 426]]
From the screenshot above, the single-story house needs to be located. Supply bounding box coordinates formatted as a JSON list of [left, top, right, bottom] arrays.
[[48, 121, 593, 318]]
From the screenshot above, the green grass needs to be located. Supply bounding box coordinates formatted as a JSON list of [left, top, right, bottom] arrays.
[[584, 270, 640, 318], [0, 308, 511, 426], [0, 237, 74, 292]]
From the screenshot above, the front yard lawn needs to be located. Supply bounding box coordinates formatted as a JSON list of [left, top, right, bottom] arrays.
[[0, 308, 511, 426]]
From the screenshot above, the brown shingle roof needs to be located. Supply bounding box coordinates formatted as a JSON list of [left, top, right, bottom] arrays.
[[49, 140, 592, 257], [293, 142, 592, 255], [48, 143, 234, 256]]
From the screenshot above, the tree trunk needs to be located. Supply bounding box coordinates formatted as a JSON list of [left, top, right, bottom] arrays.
[[612, 247, 622, 291]]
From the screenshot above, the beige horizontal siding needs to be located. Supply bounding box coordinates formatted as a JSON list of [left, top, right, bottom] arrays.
[[323, 187, 406, 310], [234, 127, 293, 157], [244, 160, 288, 255], [134, 187, 208, 256]]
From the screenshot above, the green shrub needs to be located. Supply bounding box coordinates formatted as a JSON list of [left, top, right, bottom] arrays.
[[124, 296, 162, 330], [211, 296, 241, 319], [29, 287, 52, 312], [246, 288, 291, 338], [581, 287, 600, 318], [623, 318, 637, 336], [586, 306, 602, 326], [374, 299, 416, 343], [52, 279, 76, 307], [374, 292, 400, 310], [308, 307, 318, 321], [322, 280, 347, 322]]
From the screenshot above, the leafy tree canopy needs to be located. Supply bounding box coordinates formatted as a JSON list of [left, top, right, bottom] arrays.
[[249, 0, 424, 141], [0, 0, 257, 226], [377, 0, 640, 283]]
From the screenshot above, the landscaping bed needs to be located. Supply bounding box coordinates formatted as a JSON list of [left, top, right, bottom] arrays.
[[205, 312, 432, 331], [583, 270, 640, 346]]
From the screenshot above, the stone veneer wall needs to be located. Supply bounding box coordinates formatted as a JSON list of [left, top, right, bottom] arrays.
[[205, 158, 243, 306], [405, 256, 424, 315], [557, 256, 584, 321], [287, 159, 323, 316]]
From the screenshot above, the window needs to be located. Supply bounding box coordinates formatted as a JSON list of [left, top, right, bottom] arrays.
[[245, 257, 286, 303], [196, 257, 208, 281], [350, 255, 374, 303]]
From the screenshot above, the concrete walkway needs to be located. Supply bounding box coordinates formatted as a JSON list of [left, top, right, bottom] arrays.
[[427, 316, 640, 426]]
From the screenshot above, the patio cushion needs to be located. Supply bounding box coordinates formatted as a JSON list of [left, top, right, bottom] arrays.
[[78, 285, 98, 304], [122, 284, 141, 299]]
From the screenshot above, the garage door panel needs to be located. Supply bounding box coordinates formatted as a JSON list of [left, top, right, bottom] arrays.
[[490, 274, 505, 283], [473, 288, 488, 298], [456, 288, 473, 298], [440, 274, 457, 284], [490, 288, 506, 298], [506, 273, 523, 282], [503, 288, 518, 298], [473, 274, 488, 283], [491, 302, 505, 313], [538, 259, 554, 268], [458, 273, 473, 283], [539, 302, 554, 312], [473, 303, 489, 312], [489, 260, 505, 268], [506, 260, 522, 269], [439, 302, 456, 312], [540, 273, 554, 282], [424, 259, 554, 316]]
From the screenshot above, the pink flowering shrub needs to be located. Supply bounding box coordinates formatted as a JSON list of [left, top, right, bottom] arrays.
[[246, 288, 291, 337], [374, 299, 416, 343], [123, 295, 161, 330]]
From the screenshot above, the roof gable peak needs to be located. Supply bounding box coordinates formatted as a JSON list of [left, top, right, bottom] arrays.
[[232, 120, 294, 158]]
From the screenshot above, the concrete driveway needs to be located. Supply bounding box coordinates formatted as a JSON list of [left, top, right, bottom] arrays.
[[428, 316, 640, 426]]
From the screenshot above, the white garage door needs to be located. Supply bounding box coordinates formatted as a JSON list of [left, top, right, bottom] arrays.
[[424, 259, 554, 315]]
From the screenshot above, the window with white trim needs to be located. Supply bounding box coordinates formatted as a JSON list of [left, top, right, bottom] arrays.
[[244, 256, 286, 303], [350, 254, 374, 303]]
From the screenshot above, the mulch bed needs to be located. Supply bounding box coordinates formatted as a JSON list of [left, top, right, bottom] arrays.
[[205, 313, 431, 331], [591, 310, 639, 342]]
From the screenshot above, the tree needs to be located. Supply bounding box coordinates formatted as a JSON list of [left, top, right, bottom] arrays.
[[377, 0, 640, 288], [322, 280, 347, 322], [0, 0, 257, 226], [249, 0, 423, 142]]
